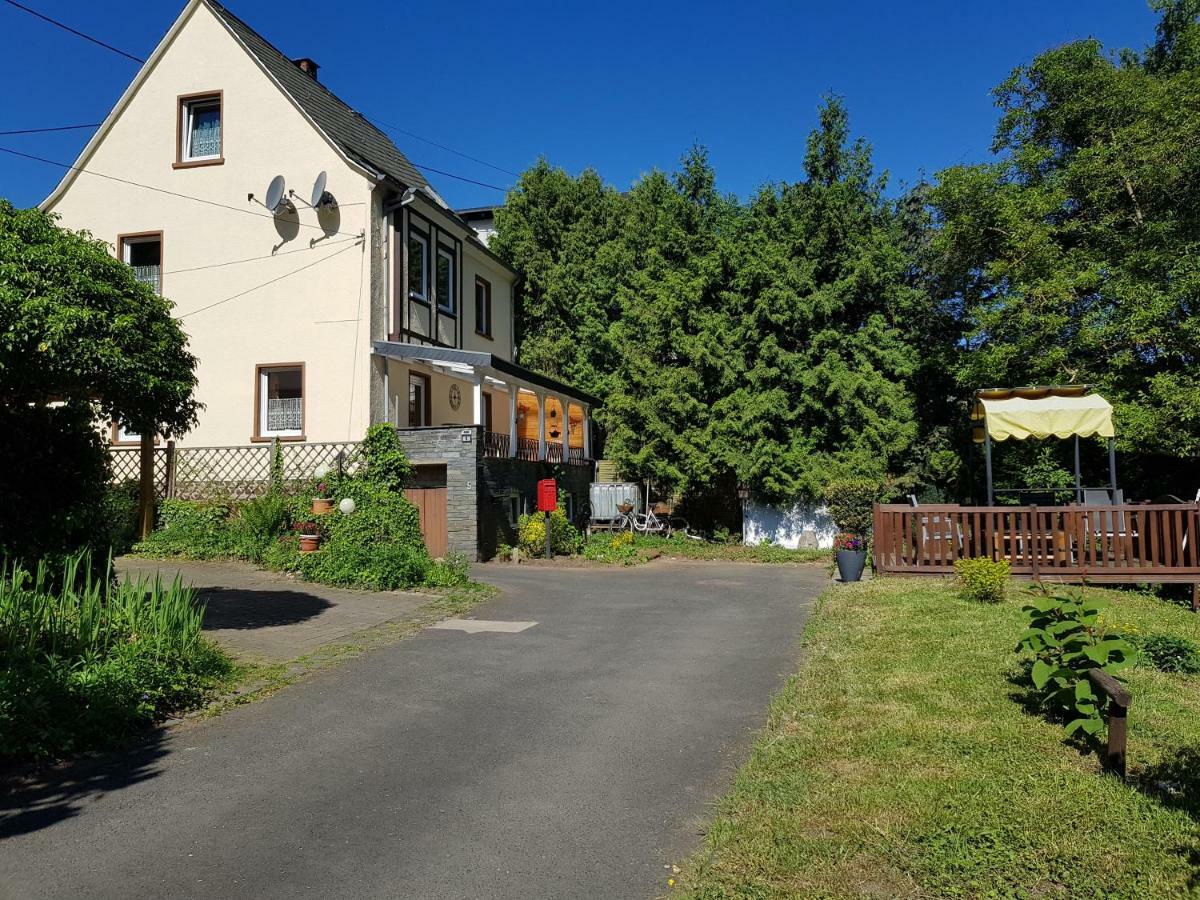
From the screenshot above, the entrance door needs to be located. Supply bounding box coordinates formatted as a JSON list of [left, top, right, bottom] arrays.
[[404, 464, 448, 557]]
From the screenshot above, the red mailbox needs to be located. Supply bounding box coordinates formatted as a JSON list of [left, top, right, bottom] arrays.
[[537, 478, 558, 513]]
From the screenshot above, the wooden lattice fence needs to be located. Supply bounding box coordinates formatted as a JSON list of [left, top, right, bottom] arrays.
[[109, 441, 363, 502]]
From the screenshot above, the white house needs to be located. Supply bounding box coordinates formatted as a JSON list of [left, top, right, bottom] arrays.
[[41, 0, 596, 559]]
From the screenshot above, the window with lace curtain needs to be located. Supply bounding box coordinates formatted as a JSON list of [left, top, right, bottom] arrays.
[[177, 93, 223, 165], [255, 364, 304, 440]]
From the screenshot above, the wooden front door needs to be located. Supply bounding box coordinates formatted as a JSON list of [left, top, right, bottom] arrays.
[[404, 464, 448, 558]]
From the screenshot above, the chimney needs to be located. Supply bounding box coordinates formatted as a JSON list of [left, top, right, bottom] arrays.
[[293, 58, 320, 81]]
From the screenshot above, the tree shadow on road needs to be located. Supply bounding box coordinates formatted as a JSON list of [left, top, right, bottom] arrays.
[[197, 587, 333, 631], [0, 731, 169, 839]]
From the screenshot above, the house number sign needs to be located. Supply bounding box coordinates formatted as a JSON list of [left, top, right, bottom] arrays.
[[449, 384, 462, 410]]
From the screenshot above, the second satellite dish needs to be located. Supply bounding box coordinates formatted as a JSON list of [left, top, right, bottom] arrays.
[[311, 170, 337, 210], [264, 175, 287, 213]]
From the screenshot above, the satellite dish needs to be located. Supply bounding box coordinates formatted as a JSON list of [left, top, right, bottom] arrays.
[[311, 170, 328, 209], [264, 175, 286, 213]]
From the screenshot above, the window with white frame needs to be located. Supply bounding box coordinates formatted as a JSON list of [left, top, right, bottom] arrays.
[[436, 245, 456, 313], [257, 365, 303, 438], [121, 234, 162, 294], [180, 94, 222, 163], [408, 230, 429, 302], [112, 420, 143, 445]]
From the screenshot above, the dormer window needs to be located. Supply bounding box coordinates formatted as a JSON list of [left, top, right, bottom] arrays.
[[176, 92, 223, 167]]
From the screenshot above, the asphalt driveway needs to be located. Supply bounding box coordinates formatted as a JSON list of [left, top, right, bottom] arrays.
[[1, 560, 826, 900]]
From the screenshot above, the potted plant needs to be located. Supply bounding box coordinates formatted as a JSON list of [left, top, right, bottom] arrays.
[[834, 533, 867, 582], [295, 521, 322, 553], [311, 480, 334, 515]]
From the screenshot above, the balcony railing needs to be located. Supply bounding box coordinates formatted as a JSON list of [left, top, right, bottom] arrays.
[[483, 432, 510, 458], [516, 437, 540, 461]]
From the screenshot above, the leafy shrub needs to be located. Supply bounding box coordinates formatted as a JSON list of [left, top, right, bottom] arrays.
[[228, 492, 290, 562], [297, 478, 431, 590], [822, 479, 882, 536], [0, 554, 232, 761], [1134, 633, 1200, 674], [582, 530, 640, 564], [426, 552, 471, 587], [1016, 591, 1138, 737], [133, 499, 237, 559], [262, 533, 302, 572], [102, 479, 142, 555], [360, 423, 413, 492], [518, 506, 582, 556], [0, 403, 110, 569], [954, 557, 1010, 603]]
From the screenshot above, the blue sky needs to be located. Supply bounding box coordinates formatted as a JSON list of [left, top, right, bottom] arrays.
[[0, 1, 1160, 210]]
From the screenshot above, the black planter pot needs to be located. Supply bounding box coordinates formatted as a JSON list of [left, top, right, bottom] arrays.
[[836, 549, 867, 583]]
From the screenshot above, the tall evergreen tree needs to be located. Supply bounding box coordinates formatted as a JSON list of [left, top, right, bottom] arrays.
[[932, 0, 1200, 488], [714, 98, 931, 503]]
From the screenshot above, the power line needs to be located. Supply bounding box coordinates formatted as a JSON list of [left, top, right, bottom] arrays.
[[163, 234, 363, 275], [407, 161, 510, 193], [0, 0, 144, 63], [0, 122, 100, 136], [370, 118, 520, 178], [178, 239, 362, 320], [0, 145, 365, 240], [4, 2, 520, 194], [2, 3, 519, 194]]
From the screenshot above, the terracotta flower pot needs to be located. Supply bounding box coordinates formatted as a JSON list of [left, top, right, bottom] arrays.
[[312, 497, 335, 515], [299, 534, 322, 553]]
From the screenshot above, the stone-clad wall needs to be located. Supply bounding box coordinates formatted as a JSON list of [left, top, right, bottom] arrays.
[[479, 458, 593, 560], [395, 426, 483, 559], [395, 425, 593, 561]]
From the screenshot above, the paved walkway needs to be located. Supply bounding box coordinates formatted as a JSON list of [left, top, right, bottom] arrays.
[[3, 560, 827, 899], [117, 558, 429, 661]]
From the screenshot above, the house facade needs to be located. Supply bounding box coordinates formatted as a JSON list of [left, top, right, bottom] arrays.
[[41, 0, 596, 559]]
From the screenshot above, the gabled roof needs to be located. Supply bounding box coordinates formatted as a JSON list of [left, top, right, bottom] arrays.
[[206, 0, 431, 194]]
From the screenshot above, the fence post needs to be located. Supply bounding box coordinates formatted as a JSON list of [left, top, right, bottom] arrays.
[[165, 439, 177, 499], [1088, 668, 1131, 779]]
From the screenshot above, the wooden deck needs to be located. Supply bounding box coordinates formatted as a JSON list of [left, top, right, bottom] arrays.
[[872, 503, 1200, 592]]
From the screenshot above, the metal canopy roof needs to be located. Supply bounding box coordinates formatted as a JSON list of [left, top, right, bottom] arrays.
[[372, 342, 601, 406]]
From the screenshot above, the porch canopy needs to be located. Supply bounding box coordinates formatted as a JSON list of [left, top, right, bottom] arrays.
[[372, 341, 600, 460], [971, 386, 1117, 504]]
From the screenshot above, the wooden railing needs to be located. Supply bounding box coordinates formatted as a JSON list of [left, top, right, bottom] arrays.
[[487, 436, 590, 465], [873, 503, 1200, 585], [483, 432, 510, 458]]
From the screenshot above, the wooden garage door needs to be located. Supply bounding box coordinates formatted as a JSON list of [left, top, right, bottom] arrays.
[[404, 465, 448, 558]]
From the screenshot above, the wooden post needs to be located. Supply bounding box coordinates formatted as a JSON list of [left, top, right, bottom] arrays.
[[137, 431, 156, 540], [984, 427, 994, 506], [1088, 668, 1131, 779], [1080, 436, 1089, 508], [164, 439, 177, 499]]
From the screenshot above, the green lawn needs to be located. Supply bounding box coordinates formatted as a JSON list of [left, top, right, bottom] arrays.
[[673, 578, 1200, 899]]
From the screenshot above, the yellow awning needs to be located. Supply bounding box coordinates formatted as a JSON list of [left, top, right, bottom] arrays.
[[978, 392, 1115, 442]]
